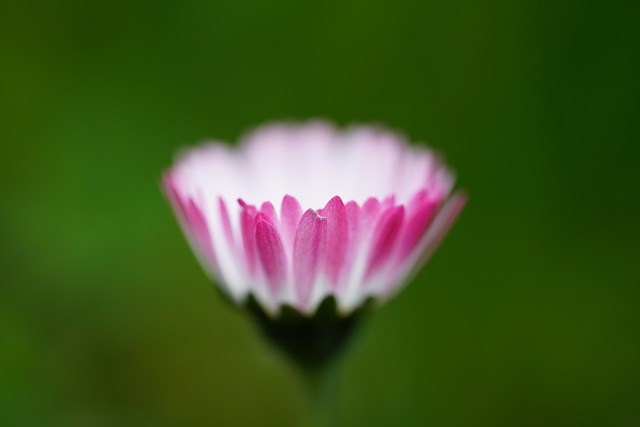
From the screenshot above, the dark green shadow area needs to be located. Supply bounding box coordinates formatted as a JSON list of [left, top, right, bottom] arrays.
[[246, 295, 372, 370]]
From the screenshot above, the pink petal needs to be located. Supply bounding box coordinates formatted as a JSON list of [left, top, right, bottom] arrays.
[[366, 205, 405, 279], [163, 173, 219, 272], [321, 196, 348, 289], [185, 198, 217, 270], [361, 197, 381, 229], [344, 201, 361, 271], [345, 201, 360, 233], [255, 216, 287, 297], [406, 189, 428, 211], [260, 201, 279, 225], [385, 192, 466, 295], [293, 209, 327, 308], [396, 192, 440, 261], [381, 195, 396, 210], [238, 199, 258, 277], [280, 194, 303, 250]]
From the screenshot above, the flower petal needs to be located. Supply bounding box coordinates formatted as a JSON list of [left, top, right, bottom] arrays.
[[396, 191, 440, 261], [365, 205, 405, 279], [164, 173, 220, 275], [361, 197, 381, 229], [238, 199, 258, 277], [255, 216, 287, 298], [280, 194, 303, 251], [293, 209, 327, 309], [260, 201, 279, 225], [320, 196, 348, 289]]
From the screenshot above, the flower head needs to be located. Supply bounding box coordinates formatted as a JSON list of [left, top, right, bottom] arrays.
[[163, 121, 465, 318]]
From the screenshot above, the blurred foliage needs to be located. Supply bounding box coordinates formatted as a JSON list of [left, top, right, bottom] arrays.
[[1, 0, 639, 426]]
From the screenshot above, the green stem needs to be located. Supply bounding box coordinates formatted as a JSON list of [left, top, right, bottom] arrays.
[[299, 363, 340, 427]]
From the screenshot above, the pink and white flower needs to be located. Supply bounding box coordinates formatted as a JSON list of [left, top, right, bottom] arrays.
[[163, 121, 466, 316]]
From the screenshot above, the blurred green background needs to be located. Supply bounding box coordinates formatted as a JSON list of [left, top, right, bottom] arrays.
[[1, 0, 639, 426]]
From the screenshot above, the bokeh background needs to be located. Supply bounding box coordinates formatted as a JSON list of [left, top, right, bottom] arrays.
[[1, 0, 639, 426]]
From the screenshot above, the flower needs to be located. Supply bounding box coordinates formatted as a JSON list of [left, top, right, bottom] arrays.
[[163, 121, 466, 318]]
